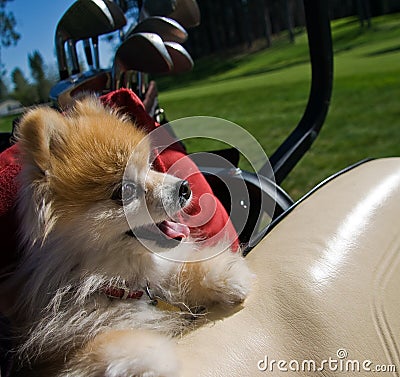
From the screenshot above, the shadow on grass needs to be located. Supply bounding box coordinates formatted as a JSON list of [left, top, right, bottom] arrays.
[[156, 52, 309, 91], [213, 58, 310, 81], [155, 57, 238, 91], [364, 45, 400, 56], [333, 27, 369, 54]]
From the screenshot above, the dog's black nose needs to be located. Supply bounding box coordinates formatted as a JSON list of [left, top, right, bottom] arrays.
[[178, 180, 191, 205]]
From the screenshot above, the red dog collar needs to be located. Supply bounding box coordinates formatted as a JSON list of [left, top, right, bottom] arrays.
[[102, 286, 144, 300]]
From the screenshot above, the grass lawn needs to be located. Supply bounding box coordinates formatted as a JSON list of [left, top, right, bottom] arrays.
[[0, 115, 15, 132], [158, 14, 400, 199]]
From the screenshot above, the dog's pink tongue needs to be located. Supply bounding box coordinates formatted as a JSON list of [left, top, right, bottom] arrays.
[[159, 220, 190, 239]]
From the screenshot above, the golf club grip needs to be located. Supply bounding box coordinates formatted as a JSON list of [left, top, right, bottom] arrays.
[[143, 80, 158, 114], [68, 40, 80, 75], [92, 36, 100, 70], [83, 40, 94, 67], [55, 34, 69, 80]]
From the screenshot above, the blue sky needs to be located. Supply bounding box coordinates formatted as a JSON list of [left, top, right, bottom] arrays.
[[2, 1, 118, 86]]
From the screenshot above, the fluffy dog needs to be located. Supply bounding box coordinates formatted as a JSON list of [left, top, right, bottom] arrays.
[[8, 98, 253, 376]]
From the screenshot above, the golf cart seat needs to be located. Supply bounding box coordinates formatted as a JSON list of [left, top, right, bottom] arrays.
[[176, 158, 400, 376]]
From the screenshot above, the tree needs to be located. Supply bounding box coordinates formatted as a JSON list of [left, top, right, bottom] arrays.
[[285, 0, 295, 43], [0, 0, 20, 78], [28, 50, 52, 103], [262, 0, 273, 48], [0, 75, 7, 100], [356, 0, 372, 28], [0, 0, 19, 47], [11, 67, 37, 105]]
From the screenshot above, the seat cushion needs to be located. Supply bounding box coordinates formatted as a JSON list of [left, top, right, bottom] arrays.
[[176, 158, 400, 376]]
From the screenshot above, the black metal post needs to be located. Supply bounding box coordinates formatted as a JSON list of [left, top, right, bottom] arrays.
[[259, 0, 333, 185]]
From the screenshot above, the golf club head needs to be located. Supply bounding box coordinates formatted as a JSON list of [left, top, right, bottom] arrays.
[[55, 0, 127, 79], [143, 0, 177, 17], [126, 16, 188, 43], [50, 69, 112, 108], [112, 32, 173, 89], [168, 0, 200, 29], [164, 41, 193, 74]]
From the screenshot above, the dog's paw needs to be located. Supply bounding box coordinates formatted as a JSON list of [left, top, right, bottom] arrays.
[[200, 251, 254, 306], [71, 330, 180, 377]]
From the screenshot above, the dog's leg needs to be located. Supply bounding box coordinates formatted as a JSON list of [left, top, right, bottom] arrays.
[[61, 329, 180, 377], [177, 250, 254, 308]]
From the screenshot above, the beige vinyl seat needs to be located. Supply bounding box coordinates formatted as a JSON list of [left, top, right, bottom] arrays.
[[177, 158, 400, 376]]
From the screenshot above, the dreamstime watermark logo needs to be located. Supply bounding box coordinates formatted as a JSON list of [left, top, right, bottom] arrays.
[[257, 349, 397, 373], [122, 116, 276, 262]]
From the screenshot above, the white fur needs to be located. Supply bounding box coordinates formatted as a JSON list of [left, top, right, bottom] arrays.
[[61, 330, 180, 377]]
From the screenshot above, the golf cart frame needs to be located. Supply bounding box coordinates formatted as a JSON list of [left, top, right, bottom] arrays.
[[267, 0, 333, 185]]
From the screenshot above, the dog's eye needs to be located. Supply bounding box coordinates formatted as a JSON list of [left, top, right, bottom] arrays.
[[112, 182, 138, 205]]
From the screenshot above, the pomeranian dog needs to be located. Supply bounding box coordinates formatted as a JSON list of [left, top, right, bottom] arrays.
[[8, 97, 253, 377]]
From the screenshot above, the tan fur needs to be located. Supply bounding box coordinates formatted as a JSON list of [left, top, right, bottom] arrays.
[[9, 97, 253, 377], [17, 99, 148, 217]]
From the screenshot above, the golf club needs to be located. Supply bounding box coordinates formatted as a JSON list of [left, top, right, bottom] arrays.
[[138, 0, 199, 29], [50, 69, 112, 108], [142, 0, 177, 18], [55, 0, 126, 80], [112, 32, 173, 91], [83, 39, 94, 70], [168, 0, 200, 29], [71, 0, 126, 75], [164, 41, 193, 74], [67, 40, 80, 75], [92, 36, 100, 69], [125, 16, 188, 43]]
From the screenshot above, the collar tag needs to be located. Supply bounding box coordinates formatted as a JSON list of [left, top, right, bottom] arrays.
[[152, 297, 182, 312], [145, 283, 181, 312]]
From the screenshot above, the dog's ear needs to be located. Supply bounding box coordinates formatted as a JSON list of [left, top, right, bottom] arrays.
[[17, 107, 68, 172]]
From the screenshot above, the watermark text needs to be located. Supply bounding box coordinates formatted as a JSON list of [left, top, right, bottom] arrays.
[[257, 349, 397, 373]]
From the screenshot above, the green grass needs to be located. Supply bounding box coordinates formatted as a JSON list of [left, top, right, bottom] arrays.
[[0, 115, 15, 132], [158, 14, 400, 199]]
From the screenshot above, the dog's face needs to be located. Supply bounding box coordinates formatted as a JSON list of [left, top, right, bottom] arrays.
[[17, 98, 191, 264]]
